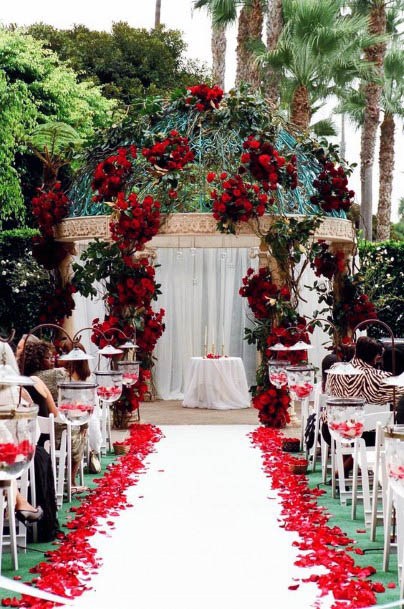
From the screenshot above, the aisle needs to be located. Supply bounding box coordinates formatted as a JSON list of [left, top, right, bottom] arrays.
[[69, 426, 331, 609]]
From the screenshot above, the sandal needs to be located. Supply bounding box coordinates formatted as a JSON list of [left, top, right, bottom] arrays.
[[71, 485, 89, 495], [15, 506, 44, 526]]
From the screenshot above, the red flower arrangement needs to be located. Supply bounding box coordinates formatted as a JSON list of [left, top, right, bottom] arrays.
[[92, 146, 137, 202], [185, 83, 224, 111], [310, 159, 354, 213], [251, 427, 388, 608], [265, 323, 311, 365], [142, 130, 194, 173], [31, 182, 70, 237], [240, 136, 298, 191], [110, 193, 161, 252], [312, 240, 346, 279], [252, 386, 291, 427], [239, 268, 289, 320], [135, 307, 166, 355], [209, 174, 269, 234], [38, 282, 76, 324], [107, 262, 158, 312], [342, 293, 378, 331]]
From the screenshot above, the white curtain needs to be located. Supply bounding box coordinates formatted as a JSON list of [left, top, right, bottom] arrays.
[[298, 264, 332, 373], [153, 248, 258, 399]]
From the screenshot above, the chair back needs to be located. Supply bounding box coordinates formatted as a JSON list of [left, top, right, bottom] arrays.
[[37, 414, 57, 491], [363, 410, 393, 432]]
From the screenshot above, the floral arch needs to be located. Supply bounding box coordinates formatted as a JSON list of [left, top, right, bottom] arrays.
[[44, 85, 371, 427]]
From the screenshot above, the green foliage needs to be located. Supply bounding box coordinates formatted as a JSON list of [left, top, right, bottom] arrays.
[[0, 27, 116, 224], [257, 0, 381, 124], [0, 230, 52, 337], [27, 22, 209, 106], [359, 239, 404, 337]]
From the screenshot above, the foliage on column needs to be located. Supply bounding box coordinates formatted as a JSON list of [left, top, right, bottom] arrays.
[[210, 133, 377, 427]]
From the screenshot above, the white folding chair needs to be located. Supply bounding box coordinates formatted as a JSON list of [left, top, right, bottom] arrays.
[[100, 400, 112, 455], [351, 411, 393, 525], [0, 461, 36, 570]]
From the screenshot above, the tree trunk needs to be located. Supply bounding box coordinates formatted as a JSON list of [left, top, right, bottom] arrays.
[[235, 0, 264, 89], [359, 4, 387, 241], [211, 22, 226, 90], [155, 0, 161, 28], [265, 0, 283, 105], [376, 112, 395, 241], [290, 85, 310, 132], [340, 113, 346, 159]]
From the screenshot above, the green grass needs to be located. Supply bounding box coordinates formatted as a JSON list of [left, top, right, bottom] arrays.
[[306, 466, 400, 605]]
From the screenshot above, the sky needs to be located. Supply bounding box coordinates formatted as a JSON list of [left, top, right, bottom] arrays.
[[1, 0, 401, 222]]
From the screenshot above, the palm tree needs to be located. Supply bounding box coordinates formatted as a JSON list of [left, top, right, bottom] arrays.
[[211, 23, 227, 88], [376, 47, 404, 240], [257, 0, 378, 132], [235, 0, 265, 88], [351, 0, 388, 241], [155, 0, 162, 27], [266, 0, 284, 105], [194, 0, 229, 88], [194, 0, 265, 89]]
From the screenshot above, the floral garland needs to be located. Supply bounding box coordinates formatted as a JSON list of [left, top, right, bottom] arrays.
[[30, 177, 76, 325], [1, 424, 162, 608], [83, 131, 193, 416], [240, 135, 298, 190], [31, 182, 70, 237], [311, 241, 346, 280], [142, 130, 194, 174], [110, 194, 161, 253], [208, 173, 268, 234], [309, 148, 354, 214], [185, 83, 224, 111], [91, 146, 137, 203], [251, 427, 392, 607]]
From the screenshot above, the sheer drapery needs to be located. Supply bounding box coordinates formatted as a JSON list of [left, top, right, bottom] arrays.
[[70, 244, 329, 398], [153, 248, 258, 399]]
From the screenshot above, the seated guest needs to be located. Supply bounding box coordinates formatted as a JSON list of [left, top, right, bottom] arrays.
[[0, 343, 43, 525], [17, 340, 68, 403], [325, 336, 404, 405], [322, 337, 404, 470], [18, 341, 59, 418], [15, 334, 40, 361]]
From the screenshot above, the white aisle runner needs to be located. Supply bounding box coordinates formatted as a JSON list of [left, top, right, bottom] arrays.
[[69, 426, 331, 609]]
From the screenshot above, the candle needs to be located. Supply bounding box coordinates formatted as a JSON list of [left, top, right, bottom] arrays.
[[204, 325, 208, 346], [222, 324, 225, 355]]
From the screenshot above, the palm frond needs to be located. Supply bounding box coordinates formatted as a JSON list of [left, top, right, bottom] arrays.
[[310, 118, 338, 137]]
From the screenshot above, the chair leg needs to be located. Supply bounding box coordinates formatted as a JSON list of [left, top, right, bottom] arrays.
[[383, 485, 394, 571], [352, 440, 359, 520], [6, 484, 18, 570]]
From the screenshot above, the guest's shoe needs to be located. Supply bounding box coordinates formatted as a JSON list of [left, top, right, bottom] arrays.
[[15, 506, 44, 526]]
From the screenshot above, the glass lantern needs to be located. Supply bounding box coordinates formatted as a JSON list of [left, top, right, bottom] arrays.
[[268, 360, 290, 389], [326, 397, 365, 443], [94, 370, 123, 403], [385, 426, 404, 494], [116, 360, 140, 387], [0, 405, 38, 481], [58, 381, 97, 425], [286, 364, 315, 400]]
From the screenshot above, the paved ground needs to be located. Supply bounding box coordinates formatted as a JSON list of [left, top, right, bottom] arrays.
[[119, 399, 303, 438]]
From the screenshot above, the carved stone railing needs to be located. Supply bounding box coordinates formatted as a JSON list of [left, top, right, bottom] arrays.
[[55, 213, 355, 248]]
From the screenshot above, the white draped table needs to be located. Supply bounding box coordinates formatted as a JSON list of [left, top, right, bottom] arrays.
[[182, 356, 251, 410]]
